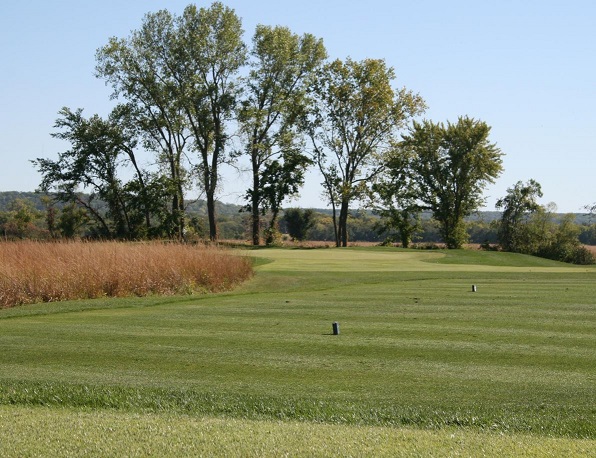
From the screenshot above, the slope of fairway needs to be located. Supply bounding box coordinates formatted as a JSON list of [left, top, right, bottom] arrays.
[[0, 247, 595, 455]]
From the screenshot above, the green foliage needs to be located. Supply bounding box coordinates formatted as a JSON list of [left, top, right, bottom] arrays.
[[496, 183, 594, 264], [533, 213, 595, 265], [372, 148, 421, 248], [496, 179, 543, 252], [239, 25, 325, 245], [95, 3, 247, 241], [32, 107, 175, 239], [466, 218, 498, 245], [307, 58, 425, 246], [579, 223, 596, 245], [96, 15, 191, 238], [399, 117, 504, 249], [178, 3, 247, 241], [0, 199, 45, 239], [57, 202, 88, 238], [263, 226, 284, 246], [282, 208, 316, 241]]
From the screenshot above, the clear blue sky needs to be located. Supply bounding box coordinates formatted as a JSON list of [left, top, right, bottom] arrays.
[[2, 0, 594, 212]]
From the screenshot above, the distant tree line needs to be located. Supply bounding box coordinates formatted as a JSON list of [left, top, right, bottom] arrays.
[[2, 192, 594, 264]]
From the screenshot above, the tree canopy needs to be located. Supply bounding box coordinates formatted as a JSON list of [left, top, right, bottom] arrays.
[[496, 179, 543, 253], [95, 2, 247, 241], [306, 58, 425, 247], [238, 25, 326, 245], [396, 117, 504, 248]]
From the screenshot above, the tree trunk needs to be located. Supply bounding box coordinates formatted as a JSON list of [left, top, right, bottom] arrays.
[[172, 194, 180, 239], [176, 181, 185, 240], [77, 196, 112, 238], [207, 110, 225, 243], [338, 200, 350, 247], [265, 208, 280, 246], [206, 190, 217, 242], [251, 206, 260, 245], [251, 156, 261, 246], [330, 201, 340, 247]]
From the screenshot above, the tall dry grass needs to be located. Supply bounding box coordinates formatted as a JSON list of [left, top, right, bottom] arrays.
[[0, 241, 253, 308]]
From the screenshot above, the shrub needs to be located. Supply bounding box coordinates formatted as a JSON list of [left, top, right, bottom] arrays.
[[568, 246, 596, 265]]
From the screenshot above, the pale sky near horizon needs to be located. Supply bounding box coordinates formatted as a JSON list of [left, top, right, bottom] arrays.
[[1, 0, 594, 213]]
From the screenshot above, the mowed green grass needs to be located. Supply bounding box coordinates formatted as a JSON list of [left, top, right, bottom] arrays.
[[0, 247, 595, 456], [2, 406, 595, 457]]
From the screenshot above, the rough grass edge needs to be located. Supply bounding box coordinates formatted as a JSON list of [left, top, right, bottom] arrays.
[[0, 240, 253, 308]]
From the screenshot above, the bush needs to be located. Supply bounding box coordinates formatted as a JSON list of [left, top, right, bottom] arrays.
[[567, 246, 596, 265], [411, 242, 444, 250], [264, 227, 284, 246], [282, 208, 315, 241]]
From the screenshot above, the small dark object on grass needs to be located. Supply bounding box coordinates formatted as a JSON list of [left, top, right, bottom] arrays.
[[332, 322, 340, 335]]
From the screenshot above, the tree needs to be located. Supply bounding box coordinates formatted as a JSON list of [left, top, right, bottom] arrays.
[[282, 208, 315, 241], [525, 207, 593, 264], [259, 154, 312, 245], [96, 11, 192, 239], [496, 186, 594, 264], [238, 25, 326, 245], [57, 202, 89, 238], [400, 117, 504, 248], [307, 58, 425, 247], [542, 213, 582, 262], [40, 195, 57, 238], [1, 199, 42, 239], [34, 107, 178, 239], [371, 148, 420, 248], [97, 3, 249, 241], [174, 2, 247, 240], [33, 108, 138, 238], [495, 179, 543, 252]]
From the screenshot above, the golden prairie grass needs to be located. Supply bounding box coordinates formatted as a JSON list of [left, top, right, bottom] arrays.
[[0, 241, 253, 308]]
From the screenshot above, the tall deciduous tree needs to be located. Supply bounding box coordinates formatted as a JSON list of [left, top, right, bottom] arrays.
[[174, 3, 247, 241], [495, 179, 543, 252], [96, 10, 191, 239], [400, 117, 504, 249], [307, 58, 424, 247], [238, 25, 326, 245]]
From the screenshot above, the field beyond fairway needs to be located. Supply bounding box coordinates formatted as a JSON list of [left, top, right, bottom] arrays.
[[0, 247, 595, 456]]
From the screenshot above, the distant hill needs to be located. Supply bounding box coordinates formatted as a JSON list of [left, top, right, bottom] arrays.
[[0, 191, 50, 211], [0, 191, 591, 224], [0, 191, 244, 216]]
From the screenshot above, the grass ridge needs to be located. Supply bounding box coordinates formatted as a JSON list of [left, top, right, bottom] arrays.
[[1, 379, 594, 438]]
